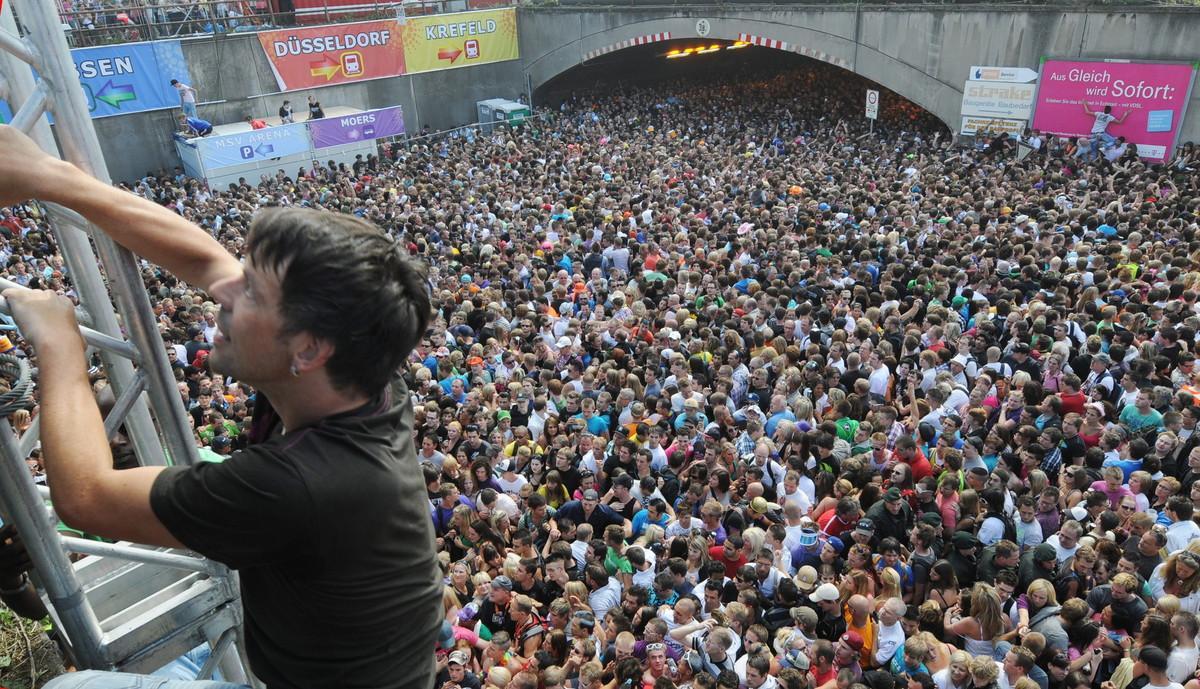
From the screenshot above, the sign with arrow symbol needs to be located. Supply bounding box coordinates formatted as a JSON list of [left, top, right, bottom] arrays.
[[0, 41, 190, 121], [95, 80, 137, 109], [309, 54, 342, 81], [437, 48, 463, 64]]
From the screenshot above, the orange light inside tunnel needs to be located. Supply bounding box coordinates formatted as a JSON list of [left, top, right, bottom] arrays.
[[664, 43, 745, 58]]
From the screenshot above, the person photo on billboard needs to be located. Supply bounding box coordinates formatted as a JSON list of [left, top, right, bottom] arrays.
[[1082, 101, 1128, 160]]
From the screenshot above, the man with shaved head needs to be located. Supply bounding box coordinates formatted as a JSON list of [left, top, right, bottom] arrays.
[[844, 595, 875, 668]]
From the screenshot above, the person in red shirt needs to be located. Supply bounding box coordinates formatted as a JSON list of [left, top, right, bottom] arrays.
[[810, 639, 838, 686], [893, 436, 932, 483], [708, 534, 747, 578], [1058, 373, 1087, 416], [245, 116, 268, 130], [817, 497, 862, 539]]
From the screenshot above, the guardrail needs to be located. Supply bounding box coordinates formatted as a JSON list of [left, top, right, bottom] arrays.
[[30, 0, 513, 47], [21, 0, 1198, 48]]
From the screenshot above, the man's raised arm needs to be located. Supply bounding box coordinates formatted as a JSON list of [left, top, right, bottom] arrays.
[[0, 125, 241, 292]]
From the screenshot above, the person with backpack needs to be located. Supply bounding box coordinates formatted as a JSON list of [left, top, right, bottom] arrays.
[[1083, 353, 1117, 400], [978, 488, 1017, 546]]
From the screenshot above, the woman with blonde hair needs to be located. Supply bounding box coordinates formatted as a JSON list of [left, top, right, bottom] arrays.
[[794, 396, 815, 428], [465, 570, 493, 624], [877, 567, 902, 609], [813, 478, 854, 521], [944, 582, 1008, 657], [933, 650, 973, 689], [444, 559, 474, 619], [1027, 470, 1049, 500], [684, 535, 711, 585], [1016, 578, 1058, 632], [445, 504, 475, 561], [840, 566, 876, 605], [742, 527, 766, 558], [918, 630, 954, 674], [1149, 550, 1200, 613], [10, 408, 31, 436], [633, 524, 665, 550], [564, 581, 590, 610]]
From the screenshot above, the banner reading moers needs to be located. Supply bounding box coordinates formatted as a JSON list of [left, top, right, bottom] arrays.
[[309, 106, 405, 149], [258, 20, 405, 91]]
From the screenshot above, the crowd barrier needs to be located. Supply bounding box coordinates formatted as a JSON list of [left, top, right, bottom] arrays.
[[175, 105, 405, 188]]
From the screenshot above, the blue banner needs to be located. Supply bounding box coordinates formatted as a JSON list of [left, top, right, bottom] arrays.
[[194, 123, 312, 170], [75, 40, 191, 118], [0, 40, 190, 121]]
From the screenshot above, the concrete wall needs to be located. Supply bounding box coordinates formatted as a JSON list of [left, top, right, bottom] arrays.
[[91, 32, 525, 181], [519, 5, 1200, 145]]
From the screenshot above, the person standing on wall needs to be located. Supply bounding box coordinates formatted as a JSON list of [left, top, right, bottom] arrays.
[[171, 79, 198, 118], [0, 124, 443, 689]]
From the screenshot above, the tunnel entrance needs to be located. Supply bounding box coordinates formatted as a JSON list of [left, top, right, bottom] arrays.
[[534, 39, 949, 137]]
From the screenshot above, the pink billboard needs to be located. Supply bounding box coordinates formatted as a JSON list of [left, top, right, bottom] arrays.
[[1031, 59, 1196, 162]]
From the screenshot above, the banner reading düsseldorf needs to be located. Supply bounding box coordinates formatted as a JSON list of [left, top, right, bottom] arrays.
[[1031, 59, 1197, 162], [258, 20, 406, 91]]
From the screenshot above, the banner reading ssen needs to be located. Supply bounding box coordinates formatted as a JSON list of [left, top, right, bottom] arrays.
[[259, 20, 405, 91], [1, 41, 190, 120], [401, 8, 518, 75], [1031, 59, 1197, 162]]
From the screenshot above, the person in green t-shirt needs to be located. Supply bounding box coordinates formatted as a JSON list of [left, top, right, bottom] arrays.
[[1118, 388, 1164, 435], [602, 523, 633, 588]]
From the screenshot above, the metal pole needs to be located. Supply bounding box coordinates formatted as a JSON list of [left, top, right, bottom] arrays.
[[9, 0, 201, 467], [0, 3, 168, 467], [60, 537, 227, 577], [0, 420, 108, 668]]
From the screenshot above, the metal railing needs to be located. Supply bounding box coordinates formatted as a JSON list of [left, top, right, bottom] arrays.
[[25, 0, 1194, 48], [32, 0, 514, 48]]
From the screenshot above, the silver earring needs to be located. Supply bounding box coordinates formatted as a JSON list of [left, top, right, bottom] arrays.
[[290, 364, 300, 378]]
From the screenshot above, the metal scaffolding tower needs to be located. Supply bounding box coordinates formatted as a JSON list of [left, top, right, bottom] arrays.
[[0, 0, 253, 681]]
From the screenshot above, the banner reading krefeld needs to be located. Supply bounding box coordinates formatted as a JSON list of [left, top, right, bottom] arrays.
[[258, 20, 405, 91], [400, 8, 519, 75]]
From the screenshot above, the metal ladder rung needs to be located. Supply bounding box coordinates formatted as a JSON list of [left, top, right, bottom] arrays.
[[0, 0, 252, 681]]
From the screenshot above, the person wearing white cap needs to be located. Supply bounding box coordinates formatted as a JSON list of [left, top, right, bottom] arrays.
[[810, 582, 847, 641], [435, 650, 480, 689]]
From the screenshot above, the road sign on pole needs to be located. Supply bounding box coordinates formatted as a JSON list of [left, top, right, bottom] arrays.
[[865, 89, 879, 120]]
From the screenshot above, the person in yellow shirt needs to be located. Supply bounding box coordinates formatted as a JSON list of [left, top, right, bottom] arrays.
[[843, 594, 876, 668]]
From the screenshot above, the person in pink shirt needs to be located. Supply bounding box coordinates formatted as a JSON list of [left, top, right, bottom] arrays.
[[1090, 465, 1134, 510]]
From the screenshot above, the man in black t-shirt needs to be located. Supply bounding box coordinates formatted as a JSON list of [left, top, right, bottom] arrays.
[[0, 125, 441, 689], [474, 575, 517, 636]]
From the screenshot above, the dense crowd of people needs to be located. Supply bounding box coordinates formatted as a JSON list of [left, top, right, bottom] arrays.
[[6, 56, 1200, 689]]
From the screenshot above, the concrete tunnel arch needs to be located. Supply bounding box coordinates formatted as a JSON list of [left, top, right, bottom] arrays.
[[518, 10, 965, 131]]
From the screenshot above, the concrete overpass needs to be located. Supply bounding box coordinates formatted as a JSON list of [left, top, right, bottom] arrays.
[[519, 3, 1200, 139], [66, 3, 1200, 181]]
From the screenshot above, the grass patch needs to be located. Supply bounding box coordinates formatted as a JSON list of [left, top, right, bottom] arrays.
[[0, 606, 66, 689]]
